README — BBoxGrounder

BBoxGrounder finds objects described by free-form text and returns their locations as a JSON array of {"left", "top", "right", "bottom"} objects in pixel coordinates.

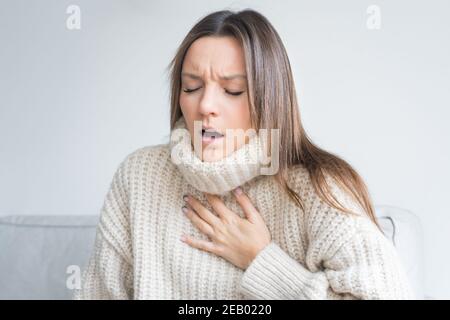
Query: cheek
[
  {"left": 179, "top": 94, "right": 190, "bottom": 114},
  {"left": 179, "top": 94, "right": 200, "bottom": 124},
  {"left": 179, "top": 95, "right": 195, "bottom": 135},
  {"left": 223, "top": 99, "right": 251, "bottom": 129}
]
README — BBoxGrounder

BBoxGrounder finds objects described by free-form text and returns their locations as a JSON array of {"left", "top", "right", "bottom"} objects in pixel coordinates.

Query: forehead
[{"left": 182, "top": 36, "right": 246, "bottom": 77}]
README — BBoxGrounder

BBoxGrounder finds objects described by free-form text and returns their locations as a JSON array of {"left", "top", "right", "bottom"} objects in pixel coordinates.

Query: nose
[{"left": 198, "top": 85, "right": 220, "bottom": 117}]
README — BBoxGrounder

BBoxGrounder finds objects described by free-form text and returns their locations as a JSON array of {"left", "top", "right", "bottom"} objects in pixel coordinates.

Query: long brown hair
[{"left": 165, "top": 9, "right": 381, "bottom": 230}]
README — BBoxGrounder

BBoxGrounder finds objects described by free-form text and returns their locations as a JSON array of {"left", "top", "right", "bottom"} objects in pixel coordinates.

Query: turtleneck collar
[{"left": 169, "top": 116, "right": 268, "bottom": 195}]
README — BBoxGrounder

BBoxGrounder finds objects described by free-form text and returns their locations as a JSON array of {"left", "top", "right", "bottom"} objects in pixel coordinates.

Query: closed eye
[
  {"left": 182, "top": 87, "right": 244, "bottom": 96},
  {"left": 225, "top": 90, "right": 244, "bottom": 96},
  {"left": 183, "top": 87, "right": 200, "bottom": 93}
]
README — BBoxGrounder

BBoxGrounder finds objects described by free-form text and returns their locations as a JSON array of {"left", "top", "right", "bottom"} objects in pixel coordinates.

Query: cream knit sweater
[{"left": 73, "top": 116, "right": 414, "bottom": 300}]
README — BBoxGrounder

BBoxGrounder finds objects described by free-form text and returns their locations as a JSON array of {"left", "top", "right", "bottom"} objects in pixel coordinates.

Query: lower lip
[{"left": 201, "top": 134, "right": 224, "bottom": 144}]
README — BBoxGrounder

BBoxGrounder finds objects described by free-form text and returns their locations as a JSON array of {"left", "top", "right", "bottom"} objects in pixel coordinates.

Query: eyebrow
[{"left": 181, "top": 72, "right": 247, "bottom": 81}]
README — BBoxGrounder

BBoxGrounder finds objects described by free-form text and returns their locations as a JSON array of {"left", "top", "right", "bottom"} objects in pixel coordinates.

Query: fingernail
[
  {"left": 182, "top": 206, "right": 188, "bottom": 214},
  {"left": 180, "top": 235, "right": 187, "bottom": 242},
  {"left": 233, "top": 187, "right": 243, "bottom": 195},
  {"left": 183, "top": 195, "right": 189, "bottom": 202}
]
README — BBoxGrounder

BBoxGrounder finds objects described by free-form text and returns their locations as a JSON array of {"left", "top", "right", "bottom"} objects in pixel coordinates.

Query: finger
[
  {"left": 181, "top": 234, "right": 221, "bottom": 255},
  {"left": 232, "top": 187, "right": 261, "bottom": 223},
  {"left": 184, "top": 194, "right": 221, "bottom": 227},
  {"left": 182, "top": 206, "right": 214, "bottom": 238},
  {"left": 205, "top": 193, "right": 236, "bottom": 222}
]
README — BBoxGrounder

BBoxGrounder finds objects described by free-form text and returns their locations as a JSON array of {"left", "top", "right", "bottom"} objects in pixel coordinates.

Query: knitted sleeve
[
  {"left": 238, "top": 179, "right": 415, "bottom": 300},
  {"left": 238, "top": 222, "right": 414, "bottom": 300},
  {"left": 73, "top": 154, "right": 134, "bottom": 300}
]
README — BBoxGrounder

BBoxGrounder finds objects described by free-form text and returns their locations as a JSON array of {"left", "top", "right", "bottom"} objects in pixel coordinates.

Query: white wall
[{"left": 1, "top": 0, "right": 449, "bottom": 298}]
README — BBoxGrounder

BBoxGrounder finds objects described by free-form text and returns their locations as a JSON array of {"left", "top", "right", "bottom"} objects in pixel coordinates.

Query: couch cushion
[
  {"left": 0, "top": 215, "right": 99, "bottom": 299},
  {"left": 375, "top": 205, "right": 425, "bottom": 299},
  {"left": 0, "top": 207, "right": 424, "bottom": 299}
]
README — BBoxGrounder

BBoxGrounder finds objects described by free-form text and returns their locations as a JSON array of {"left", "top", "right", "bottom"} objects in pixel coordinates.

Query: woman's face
[{"left": 179, "top": 36, "right": 252, "bottom": 162}]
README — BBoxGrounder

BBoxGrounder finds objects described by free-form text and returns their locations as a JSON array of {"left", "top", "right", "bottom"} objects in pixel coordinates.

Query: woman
[{"left": 74, "top": 9, "right": 414, "bottom": 300}]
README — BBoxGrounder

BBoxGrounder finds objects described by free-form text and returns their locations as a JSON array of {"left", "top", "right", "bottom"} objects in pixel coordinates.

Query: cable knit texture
[
  {"left": 73, "top": 116, "right": 415, "bottom": 300},
  {"left": 169, "top": 117, "right": 266, "bottom": 195}
]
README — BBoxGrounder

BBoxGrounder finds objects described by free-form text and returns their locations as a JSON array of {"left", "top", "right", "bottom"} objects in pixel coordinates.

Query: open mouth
[{"left": 201, "top": 129, "right": 224, "bottom": 142}]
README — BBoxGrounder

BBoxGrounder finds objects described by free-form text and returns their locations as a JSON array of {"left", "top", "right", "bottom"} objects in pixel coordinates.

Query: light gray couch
[{"left": 0, "top": 205, "right": 425, "bottom": 299}]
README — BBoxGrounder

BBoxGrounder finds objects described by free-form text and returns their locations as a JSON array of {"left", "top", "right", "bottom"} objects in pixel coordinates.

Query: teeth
[{"left": 202, "top": 129, "right": 223, "bottom": 138}]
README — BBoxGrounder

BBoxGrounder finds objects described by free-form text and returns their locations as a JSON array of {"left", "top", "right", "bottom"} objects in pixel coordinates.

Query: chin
[{"left": 201, "top": 146, "right": 226, "bottom": 162}]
